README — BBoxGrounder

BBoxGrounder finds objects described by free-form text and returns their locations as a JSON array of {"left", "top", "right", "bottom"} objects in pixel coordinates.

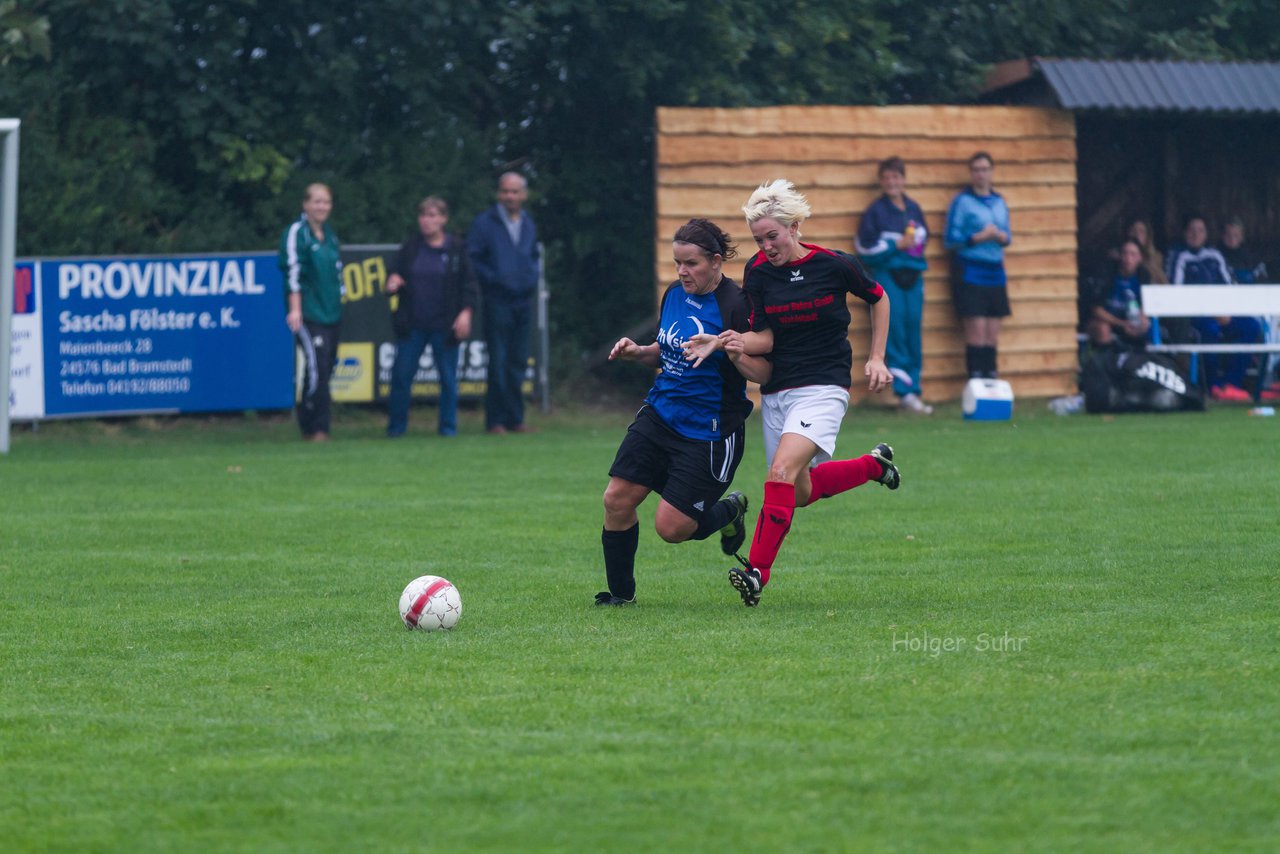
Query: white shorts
[{"left": 760, "top": 385, "right": 850, "bottom": 467}]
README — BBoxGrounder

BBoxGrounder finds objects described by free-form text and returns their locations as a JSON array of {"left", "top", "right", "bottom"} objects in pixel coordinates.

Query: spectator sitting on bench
[
  {"left": 1218, "top": 216, "right": 1268, "bottom": 284},
  {"left": 1219, "top": 217, "right": 1279, "bottom": 400},
  {"left": 1107, "top": 217, "right": 1167, "bottom": 284},
  {"left": 1089, "top": 239, "right": 1151, "bottom": 351},
  {"left": 1165, "top": 213, "right": 1264, "bottom": 402}
]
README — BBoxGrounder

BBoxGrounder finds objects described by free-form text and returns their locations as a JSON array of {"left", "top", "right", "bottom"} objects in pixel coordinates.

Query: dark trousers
[
  {"left": 1194, "top": 316, "right": 1264, "bottom": 389},
  {"left": 387, "top": 329, "right": 460, "bottom": 437},
  {"left": 483, "top": 296, "right": 533, "bottom": 430},
  {"left": 296, "top": 321, "right": 339, "bottom": 436}
]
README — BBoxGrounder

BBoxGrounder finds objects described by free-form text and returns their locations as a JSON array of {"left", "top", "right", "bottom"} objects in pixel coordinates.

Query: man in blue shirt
[{"left": 467, "top": 173, "right": 542, "bottom": 433}]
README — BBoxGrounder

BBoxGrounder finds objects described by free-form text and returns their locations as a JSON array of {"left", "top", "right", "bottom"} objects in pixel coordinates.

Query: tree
[
  {"left": 0, "top": 0, "right": 49, "bottom": 65},
  {"left": 2, "top": 1, "right": 1278, "bottom": 393}
]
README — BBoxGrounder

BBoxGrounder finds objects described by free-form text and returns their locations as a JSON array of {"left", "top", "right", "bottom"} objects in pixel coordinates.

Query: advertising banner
[
  {"left": 336, "top": 245, "right": 523, "bottom": 404},
  {"left": 8, "top": 245, "right": 538, "bottom": 419},
  {"left": 8, "top": 260, "right": 43, "bottom": 419},
  {"left": 18, "top": 252, "right": 294, "bottom": 418},
  {"left": 329, "top": 246, "right": 390, "bottom": 403}
]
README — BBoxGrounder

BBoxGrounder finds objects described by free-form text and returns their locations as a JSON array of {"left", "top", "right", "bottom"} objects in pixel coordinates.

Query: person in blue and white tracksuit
[
  {"left": 945, "top": 151, "right": 1011, "bottom": 379},
  {"left": 595, "top": 219, "right": 770, "bottom": 606},
  {"left": 278, "top": 183, "right": 344, "bottom": 441},
  {"left": 857, "top": 156, "right": 931, "bottom": 413}
]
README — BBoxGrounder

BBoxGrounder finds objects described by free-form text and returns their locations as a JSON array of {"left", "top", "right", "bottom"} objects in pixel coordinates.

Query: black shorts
[
  {"left": 954, "top": 282, "right": 1011, "bottom": 318},
  {"left": 608, "top": 406, "right": 745, "bottom": 520}
]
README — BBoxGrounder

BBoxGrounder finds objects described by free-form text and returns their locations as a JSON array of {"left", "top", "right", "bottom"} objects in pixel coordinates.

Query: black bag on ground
[
  {"left": 890, "top": 267, "right": 921, "bottom": 289},
  {"left": 1082, "top": 350, "right": 1205, "bottom": 413}
]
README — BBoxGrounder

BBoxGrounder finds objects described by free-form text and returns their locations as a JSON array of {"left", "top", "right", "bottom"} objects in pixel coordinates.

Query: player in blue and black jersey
[{"left": 596, "top": 219, "right": 772, "bottom": 606}]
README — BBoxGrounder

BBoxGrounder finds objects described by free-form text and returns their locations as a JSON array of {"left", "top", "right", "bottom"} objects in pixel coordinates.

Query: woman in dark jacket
[{"left": 386, "top": 196, "right": 480, "bottom": 437}]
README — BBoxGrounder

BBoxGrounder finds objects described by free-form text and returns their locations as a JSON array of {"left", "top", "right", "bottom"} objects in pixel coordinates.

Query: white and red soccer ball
[{"left": 399, "top": 575, "right": 462, "bottom": 631}]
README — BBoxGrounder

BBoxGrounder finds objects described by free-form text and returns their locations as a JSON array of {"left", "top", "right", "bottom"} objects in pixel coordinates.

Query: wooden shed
[
  {"left": 979, "top": 58, "right": 1280, "bottom": 280},
  {"left": 654, "top": 105, "right": 1079, "bottom": 404}
]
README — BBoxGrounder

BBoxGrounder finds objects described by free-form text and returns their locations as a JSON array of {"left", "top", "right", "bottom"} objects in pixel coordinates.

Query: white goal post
[{"left": 1, "top": 118, "right": 19, "bottom": 455}]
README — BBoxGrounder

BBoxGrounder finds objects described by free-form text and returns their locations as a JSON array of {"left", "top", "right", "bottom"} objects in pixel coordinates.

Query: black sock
[
  {"left": 983, "top": 346, "right": 999, "bottom": 378},
  {"left": 691, "top": 496, "right": 737, "bottom": 541},
  {"left": 966, "top": 345, "right": 981, "bottom": 379},
  {"left": 601, "top": 523, "right": 639, "bottom": 600}
]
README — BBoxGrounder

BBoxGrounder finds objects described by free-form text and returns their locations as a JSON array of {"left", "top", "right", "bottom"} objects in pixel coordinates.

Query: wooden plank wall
[{"left": 654, "top": 105, "right": 1079, "bottom": 403}]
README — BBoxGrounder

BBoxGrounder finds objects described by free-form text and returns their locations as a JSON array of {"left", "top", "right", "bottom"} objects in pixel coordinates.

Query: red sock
[
  {"left": 747, "top": 481, "right": 795, "bottom": 586},
  {"left": 803, "top": 455, "right": 880, "bottom": 506}
]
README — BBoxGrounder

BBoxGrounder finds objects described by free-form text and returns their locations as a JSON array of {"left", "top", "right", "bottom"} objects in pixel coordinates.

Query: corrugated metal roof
[{"left": 1034, "top": 59, "right": 1280, "bottom": 114}]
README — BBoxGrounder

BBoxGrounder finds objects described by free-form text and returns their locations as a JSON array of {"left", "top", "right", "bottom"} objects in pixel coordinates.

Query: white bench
[
  {"left": 1141, "top": 285, "right": 1280, "bottom": 352},
  {"left": 1141, "top": 284, "right": 1280, "bottom": 390}
]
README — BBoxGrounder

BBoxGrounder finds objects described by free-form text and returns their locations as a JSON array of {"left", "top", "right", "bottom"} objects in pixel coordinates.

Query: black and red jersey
[{"left": 743, "top": 243, "right": 885, "bottom": 394}]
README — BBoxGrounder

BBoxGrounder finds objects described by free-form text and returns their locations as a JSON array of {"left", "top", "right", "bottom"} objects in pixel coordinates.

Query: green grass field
[{"left": 2, "top": 402, "right": 1277, "bottom": 852}]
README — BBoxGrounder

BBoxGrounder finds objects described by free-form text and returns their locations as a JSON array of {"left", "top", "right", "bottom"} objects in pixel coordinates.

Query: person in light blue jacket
[{"left": 944, "top": 152, "right": 1011, "bottom": 379}]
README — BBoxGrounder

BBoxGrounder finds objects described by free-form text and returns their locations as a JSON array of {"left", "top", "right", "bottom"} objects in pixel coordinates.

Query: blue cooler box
[{"left": 962, "top": 378, "right": 1014, "bottom": 421}]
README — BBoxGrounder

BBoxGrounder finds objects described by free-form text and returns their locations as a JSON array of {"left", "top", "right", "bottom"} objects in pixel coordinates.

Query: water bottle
[
  {"left": 1125, "top": 292, "right": 1141, "bottom": 324},
  {"left": 1248, "top": 407, "right": 1275, "bottom": 417},
  {"left": 903, "top": 221, "right": 925, "bottom": 257},
  {"left": 1048, "top": 394, "right": 1084, "bottom": 416}
]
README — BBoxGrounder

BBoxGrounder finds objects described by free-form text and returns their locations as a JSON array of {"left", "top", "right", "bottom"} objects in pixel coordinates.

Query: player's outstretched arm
[
  {"left": 735, "top": 328, "right": 773, "bottom": 356},
  {"left": 726, "top": 344, "right": 772, "bottom": 385},
  {"left": 864, "top": 298, "right": 891, "bottom": 392},
  {"left": 610, "top": 337, "right": 660, "bottom": 367},
  {"left": 682, "top": 329, "right": 773, "bottom": 369},
  {"left": 681, "top": 333, "right": 720, "bottom": 368}
]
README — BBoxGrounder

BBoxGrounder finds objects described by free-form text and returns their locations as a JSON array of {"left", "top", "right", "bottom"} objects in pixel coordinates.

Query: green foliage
[
  {"left": 0, "top": 0, "right": 49, "bottom": 64},
  {"left": 1, "top": 405, "right": 1278, "bottom": 849},
  {"left": 1136, "top": 0, "right": 1280, "bottom": 59},
  {"left": 212, "top": 134, "right": 291, "bottom": 195},
  {"left": 1, "top": 1, "right": 1279, "bottom": 383}
]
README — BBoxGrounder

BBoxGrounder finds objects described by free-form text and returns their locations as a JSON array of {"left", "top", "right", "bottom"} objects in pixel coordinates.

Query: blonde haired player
[{"left": 684, "top": 179, "right": 900, "bottom": 606}]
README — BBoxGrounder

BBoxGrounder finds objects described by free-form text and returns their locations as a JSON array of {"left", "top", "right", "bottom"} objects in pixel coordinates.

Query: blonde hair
[{"left": 742, "top": 179, "right": 811, "bottom": 229}]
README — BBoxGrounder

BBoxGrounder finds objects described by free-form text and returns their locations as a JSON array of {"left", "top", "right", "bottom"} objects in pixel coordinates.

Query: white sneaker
[{"left": 899, "top": 393, "right": 933, "bottom": 415}]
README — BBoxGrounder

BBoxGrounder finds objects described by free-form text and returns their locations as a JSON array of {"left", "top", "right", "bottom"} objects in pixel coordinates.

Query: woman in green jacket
[{"left": 278, "top": 183, "right": 343, "bottom": 441}]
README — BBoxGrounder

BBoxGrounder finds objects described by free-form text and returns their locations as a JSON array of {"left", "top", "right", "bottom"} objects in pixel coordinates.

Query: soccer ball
[{"left": 398, "top": 575, "right": 462, "bottom": 631}]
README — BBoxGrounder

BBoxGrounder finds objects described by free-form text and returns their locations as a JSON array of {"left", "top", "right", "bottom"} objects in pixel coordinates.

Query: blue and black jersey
[{"left": 645, "top": 277, "right": 753, "bottom": 441}]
